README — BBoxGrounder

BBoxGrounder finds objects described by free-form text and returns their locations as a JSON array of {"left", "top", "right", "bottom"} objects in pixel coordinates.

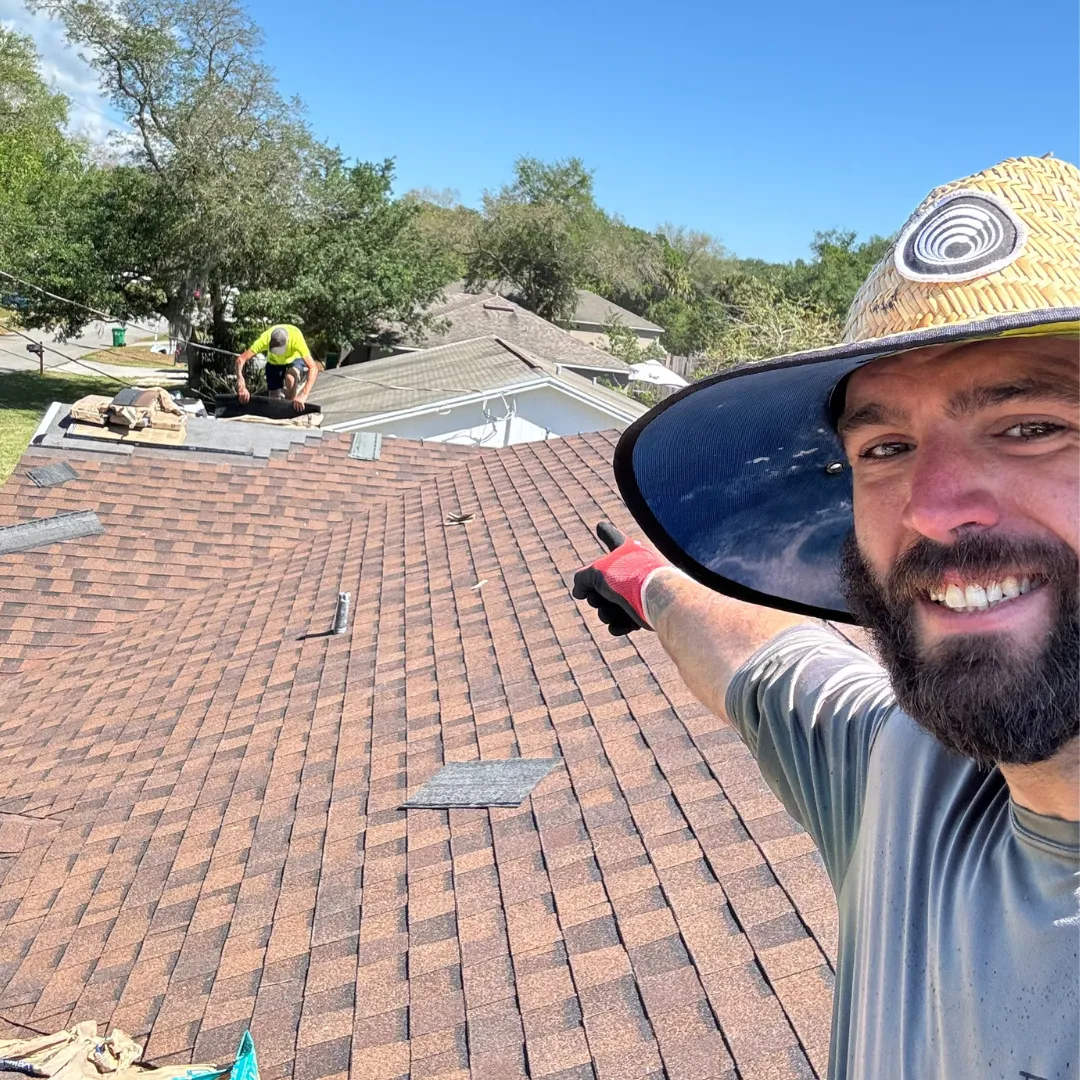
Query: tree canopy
[{"left": 4, "top": 0, "right": 890, "bottom": 377}]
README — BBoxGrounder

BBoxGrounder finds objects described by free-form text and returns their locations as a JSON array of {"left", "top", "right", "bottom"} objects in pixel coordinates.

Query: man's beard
[{"left": 838, "top": 531, "right": 1079, "bottom": 768}]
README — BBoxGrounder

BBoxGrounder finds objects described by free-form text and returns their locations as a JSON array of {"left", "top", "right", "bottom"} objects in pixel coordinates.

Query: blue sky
[{"left": 8, "top": 0, "right": 1079, "bottom": 263}]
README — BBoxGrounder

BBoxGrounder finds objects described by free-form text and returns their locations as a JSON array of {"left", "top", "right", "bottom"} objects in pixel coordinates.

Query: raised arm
[{"left": 573, "top": 522, "right": 806, "bottom": 722}]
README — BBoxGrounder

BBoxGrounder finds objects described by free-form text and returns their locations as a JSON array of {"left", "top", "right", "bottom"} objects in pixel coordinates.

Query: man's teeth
[{"left": 928, "top": 576, "right": 1033, "bottom": 611}]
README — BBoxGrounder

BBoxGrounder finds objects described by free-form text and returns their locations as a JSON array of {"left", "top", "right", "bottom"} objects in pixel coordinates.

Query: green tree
[
  {"left": 29, "top": 0, "right": 323, "bottom": 344},
  {"left": 695, "top": 275, "right": 841, "bottom": 375},
  {"left": 779, "top": 229, "right": 892, "bottom": 321},
  {"left": 0, "top": 27, "right": 114, "bottom": 336},
  {"left": 239, "top": 157, "right": 456, "bottom": 356},
  {"left": 464, "top": 156, "right": 640, "bottom": 322}
]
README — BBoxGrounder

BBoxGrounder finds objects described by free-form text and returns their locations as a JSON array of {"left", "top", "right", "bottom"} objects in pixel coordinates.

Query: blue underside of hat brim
[{"left": 614, "top": 307, "right": 1080, "bottom": 623}]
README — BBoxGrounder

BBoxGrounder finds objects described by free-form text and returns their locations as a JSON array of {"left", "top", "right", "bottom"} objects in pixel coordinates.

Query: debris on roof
[
  {"left": 0, "top": 509, "right": 103, "bottom": 555},
  {"left": 443, "top": 510, "right": 475, "bottom": 525},
  {"left": 0, "top": 1022, "right": 257, "bottom": 1080}
]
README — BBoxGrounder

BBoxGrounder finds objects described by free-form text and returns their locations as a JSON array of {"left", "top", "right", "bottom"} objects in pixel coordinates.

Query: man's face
[{"left": 837, "top": 335, "right": 1080, "bottom": 766}]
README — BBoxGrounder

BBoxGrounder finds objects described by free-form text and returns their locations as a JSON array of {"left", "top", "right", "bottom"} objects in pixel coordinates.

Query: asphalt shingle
[{"left": 0, "top": 426, "right": 838, "bottom": 1078}]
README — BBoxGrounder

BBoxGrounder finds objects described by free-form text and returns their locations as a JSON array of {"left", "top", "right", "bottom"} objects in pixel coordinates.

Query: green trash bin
[{"left": 111, "top": 326, "right": 126, "bottom": 348}]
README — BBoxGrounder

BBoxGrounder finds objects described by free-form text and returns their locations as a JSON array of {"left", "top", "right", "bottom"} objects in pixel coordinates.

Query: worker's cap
[
  {"left": 269, "top": 328, "right": 288, "bottom": 355},
  {"left": 614, "top": 155, "right": 1080, "bottom": 622}
]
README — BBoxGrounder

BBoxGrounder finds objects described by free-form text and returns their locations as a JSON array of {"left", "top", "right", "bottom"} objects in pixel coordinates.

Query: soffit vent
[
  {"left": 0, "top": 511, "right": 104, "bottom": 556},
  {"left": 349, "top": 432, "right": 383, "bottom": 461},
  {"left": 402, "top": 759, "right": 559, "bottom": 809},
  {"left": 27, "top": 462, "right": 78, "bottom": 488}
]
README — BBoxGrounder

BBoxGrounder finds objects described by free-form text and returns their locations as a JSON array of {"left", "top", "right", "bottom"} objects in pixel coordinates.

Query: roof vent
[
  {"left": 27, "top": 462, "right": 78, "bottom": 488},
  {"left": 0, "top": 510, "right": 104, "bottom": 556},
  {"left": 402, "top": 759, "right": 559, "bottom": 809},
  {"left": 483, "top": 298, "right": 515, "bottom": 312},
  {"left": 348, "top": 432, "right": 383, "bottom": 461}
]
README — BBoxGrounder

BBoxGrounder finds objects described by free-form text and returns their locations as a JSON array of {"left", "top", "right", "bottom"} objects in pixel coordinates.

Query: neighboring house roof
[
  {"left": 437, "top": 281, "right": 665, "bottom": 336},
  {"left": 571, "top": 289, "right": 665, "bottom": 334},
  {"left": 0, "top": 422, "right": 838, "bottom": 1080},
  {"left": 317, "top": 335, "right": 648, "bottom": 430},
  {"left": 384, "top": 289, "right": 633, "bottom": 373}
]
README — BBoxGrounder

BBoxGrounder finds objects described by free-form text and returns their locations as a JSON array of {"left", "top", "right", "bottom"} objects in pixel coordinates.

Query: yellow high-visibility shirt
[{"left": 249, "top": 324, "right": 310, "bottom": 365}]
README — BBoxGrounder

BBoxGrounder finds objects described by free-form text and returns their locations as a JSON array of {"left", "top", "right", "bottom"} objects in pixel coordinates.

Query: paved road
[{"left": 0, "top": 318, "right": 170, "bottom": 375}]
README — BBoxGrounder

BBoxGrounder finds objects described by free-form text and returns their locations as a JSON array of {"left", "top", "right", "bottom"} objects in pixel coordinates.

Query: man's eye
[
  {"left": 1000, "top": 420, "right": 1067, "bottom": 439},
  {"left": 860, "top": 441, "right": 911, "bottom": 460}
]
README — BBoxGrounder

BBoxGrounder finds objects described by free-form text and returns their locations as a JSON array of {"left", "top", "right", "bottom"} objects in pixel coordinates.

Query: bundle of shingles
[
  {"left": 68, "top": 389, "right": 188, "bottom": 446},
  {"left": 0, "top": 1023, "right": 257, "bottom": 1080}
]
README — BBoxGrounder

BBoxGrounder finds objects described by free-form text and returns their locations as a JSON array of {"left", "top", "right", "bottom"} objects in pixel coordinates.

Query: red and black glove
[{"left": 572, "top": 521, "right": 675, "bottom": 635}]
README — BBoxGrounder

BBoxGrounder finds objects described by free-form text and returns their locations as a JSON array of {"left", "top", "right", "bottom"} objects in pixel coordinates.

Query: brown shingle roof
[{"left": 0, "top": 428, "right": 837, "bottom": 1079}]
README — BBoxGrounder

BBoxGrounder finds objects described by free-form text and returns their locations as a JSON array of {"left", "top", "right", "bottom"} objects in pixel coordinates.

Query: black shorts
[{"left": 265, "top": 359, "right": 307, "bottom": 392}]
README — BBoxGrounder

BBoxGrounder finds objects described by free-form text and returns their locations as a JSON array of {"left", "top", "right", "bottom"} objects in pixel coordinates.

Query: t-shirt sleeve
[
  {"left": 249, "top": 329, "right": 270, "bottom": 356},
  {"left": 289, "top": 326, "right": 310, "bottom": 358},
  {"left": 725, "top": 624, "right": 898, "bottom": 889}
]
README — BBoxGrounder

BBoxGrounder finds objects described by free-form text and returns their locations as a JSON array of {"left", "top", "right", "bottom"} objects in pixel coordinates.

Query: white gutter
[{"left": 31, "top": 401, "right": 62, "bottom": 444}]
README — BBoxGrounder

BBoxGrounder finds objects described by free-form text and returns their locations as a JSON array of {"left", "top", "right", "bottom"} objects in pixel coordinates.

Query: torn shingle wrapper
[
  {"left": 402, "top": 758, "right": 559, "bottom": 808},
  {"left": 26, "top": 462, "right": 78, "bottom": 488},
  {"left": 0, "top": 510, "right": 104, "bottom": 555}
]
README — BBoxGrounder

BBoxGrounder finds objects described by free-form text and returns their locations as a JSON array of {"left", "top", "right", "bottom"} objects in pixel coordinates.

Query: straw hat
[{"left": 614, "top": 156, "right": 1080, "bottom": 621}]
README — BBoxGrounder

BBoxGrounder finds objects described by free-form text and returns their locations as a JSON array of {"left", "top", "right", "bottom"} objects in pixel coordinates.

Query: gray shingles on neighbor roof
[
  {"left": 316, "top": 335, "right": 648, "bottom": 429},
  {"left": 387, "top": 289, "right": 633, "bottom": 372},
  {"left": 0, "top": 510, "right": 104, "bottom": 555},
  {"left": 572, "top": 288, "right": 664, "bottom": 333},
  {"left": 437, "top": 280, "right": 665, "bottom": 335}
]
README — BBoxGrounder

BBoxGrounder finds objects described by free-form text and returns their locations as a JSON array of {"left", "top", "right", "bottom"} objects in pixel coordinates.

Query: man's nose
[{"left": 900, "top": 434, "right": 1001, "bottom": 543}]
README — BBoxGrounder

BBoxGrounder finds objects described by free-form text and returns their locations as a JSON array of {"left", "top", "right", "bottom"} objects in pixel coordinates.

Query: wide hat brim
[{"left": 614, "top": 308, "right": 1080, "bottom": 623}]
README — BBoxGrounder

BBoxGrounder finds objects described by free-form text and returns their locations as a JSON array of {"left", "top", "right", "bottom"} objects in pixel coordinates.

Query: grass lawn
[
  {"left": 81, "top": 343, "right": 183, "bottom": 369},
  {"left": 0, "top": 370, "right": 125, "bottom": 484}
]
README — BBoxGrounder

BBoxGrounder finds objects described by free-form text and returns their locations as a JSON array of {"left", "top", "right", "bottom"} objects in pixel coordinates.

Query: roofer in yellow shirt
[{"left": 235, "top": 324, "right": 319, "bottom": 412}]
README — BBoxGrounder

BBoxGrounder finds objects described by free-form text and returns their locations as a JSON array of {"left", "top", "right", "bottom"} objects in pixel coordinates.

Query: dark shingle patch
[
  {"left": 348, "top": 432, "right": 383, "bottom": 461},
  {"left": 0, "top": 510, "right": 104, "bottom": 555},
  {"left": 402, "top": 759, "right": 559, "bottom": 809},
  {"left": 27, "top": 462, "right": 78, "bottom": 487}
]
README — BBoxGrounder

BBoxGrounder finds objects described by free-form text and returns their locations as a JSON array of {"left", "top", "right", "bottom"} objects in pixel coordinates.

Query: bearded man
[{"left": 573, "top": 156, "right": 1079, "bottom": 1079}]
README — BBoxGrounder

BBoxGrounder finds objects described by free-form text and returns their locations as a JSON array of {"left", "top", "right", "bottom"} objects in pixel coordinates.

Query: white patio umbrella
[{"left": 628, "top": 359, "right": 689, "bottom": 388}]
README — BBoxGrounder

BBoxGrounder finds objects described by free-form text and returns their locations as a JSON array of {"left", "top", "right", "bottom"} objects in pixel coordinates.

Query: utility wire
[
  {"left": 0, "top": 268, "right": 241, "bottom": 358},
  {"left": 0, "top": 268, "right": 531, "bottom": 401}
]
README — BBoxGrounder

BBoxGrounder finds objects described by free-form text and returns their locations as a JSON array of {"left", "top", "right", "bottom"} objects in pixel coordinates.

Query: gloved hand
[{"left": 572, "top": 521, "right": 675, "bottom": 635}]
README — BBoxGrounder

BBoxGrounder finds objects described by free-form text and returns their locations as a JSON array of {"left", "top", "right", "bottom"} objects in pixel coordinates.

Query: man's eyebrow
[
  {"left": 945, "top": 376, "right": 1079, "bottom": 417},
  {"left": 837, "top": 401, "right": 910, "bottom": 437}
]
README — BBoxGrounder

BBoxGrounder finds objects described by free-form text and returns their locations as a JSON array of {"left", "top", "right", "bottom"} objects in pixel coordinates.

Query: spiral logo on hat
[{"left": 895, "top": 189, "right": 1028, "bottom": 283}]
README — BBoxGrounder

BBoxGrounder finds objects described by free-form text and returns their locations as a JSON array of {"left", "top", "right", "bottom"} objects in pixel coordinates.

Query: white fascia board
[
  {"left": 572, "top": 320, "right": 661, "bottom": 334},
  {"left": 556, "top": 363, "right": 632, "bottom": 375}
]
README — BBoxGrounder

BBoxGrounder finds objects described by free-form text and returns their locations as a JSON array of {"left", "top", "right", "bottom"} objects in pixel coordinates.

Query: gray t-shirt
[{"left": 726, "top": 625, "right": 1079, "bottom": 1080}]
